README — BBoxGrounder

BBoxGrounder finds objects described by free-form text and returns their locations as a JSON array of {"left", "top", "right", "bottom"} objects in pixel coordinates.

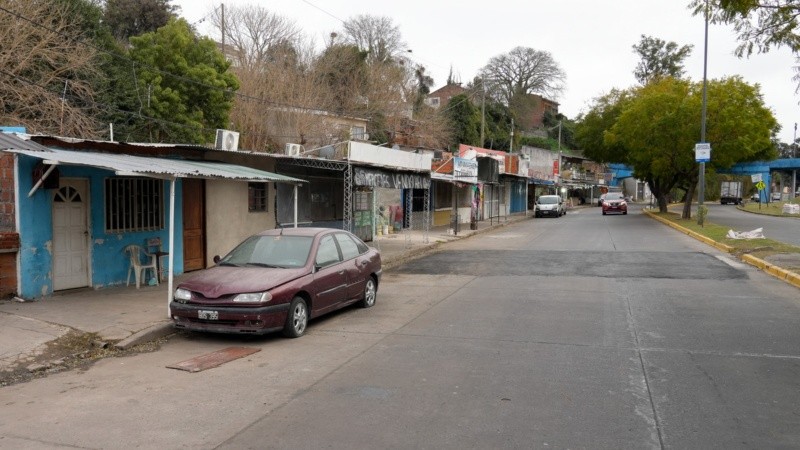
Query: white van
[{"left": 535, "top": 195, "right": 565, "bottom": 218}]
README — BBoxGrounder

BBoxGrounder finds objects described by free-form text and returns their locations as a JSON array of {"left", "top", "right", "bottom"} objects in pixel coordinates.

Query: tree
[
  {"left": 478, "top": 46, "right": 566, "bottom": 116},
  {"left": 0, "top": 0, "right": 102, "bottom": 137},
  {"left": 575, "top": 88, "right": 635, "bottom": 164},
  {"left": 340, "top": 15, "right": 407, "bottom": 65},
  {"left": 601, "top": 76, "right": 777, "bottom": 216},
  {"left": 444, "top": 94, "right": 481, "bottom": 149},
  {"left": 412, "top": 65, "right": 434, "bottom": 116},
  {"left": 128, "top": 18, "right": 239, "bottom": 144},
  {"left": 632, "top": 35, "right": 693, "bottom": 84},
  {"left": 690, "top": 0, "right": 800, "bottom": 57},
  {"left": 103, "top": 0, "right": 177, "bottom": 42},
  {"left": 209, "top": 3, "right": 302, "bottom": 72}
]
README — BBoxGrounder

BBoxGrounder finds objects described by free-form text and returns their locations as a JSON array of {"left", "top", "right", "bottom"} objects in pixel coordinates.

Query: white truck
[{"left": 720, "top": 181, "right": 743, "bottom": 205}]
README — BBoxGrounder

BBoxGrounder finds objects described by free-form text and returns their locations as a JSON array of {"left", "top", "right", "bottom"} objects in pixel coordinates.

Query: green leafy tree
[
  {"left": 482, "top": 101, "right": 514, "bottom": 151},
  {"left": 602, "top": 76, "right": 777, "bottom": 216},
  {"left": 690, "top": 0, "right": 800, "bottom": 56},
  {"left": 103, "top": 0, "right": 177, "bottom": 42},
  {"left": 444, "top": 94, "right": 480, "bottom": 149},
  {"left": 575, "top": 88, "right": 635, "bottom": 164},
  {"left": 632, "top": 35, "right": 693, "bottom": 84},
  {"left": 128, "top": 18, "right": 239, "bottom": 144}
]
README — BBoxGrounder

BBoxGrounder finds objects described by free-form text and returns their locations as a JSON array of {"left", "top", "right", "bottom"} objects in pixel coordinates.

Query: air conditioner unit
[
  {"left": 215, "top": 129, "right": 239, "bottom": 151},
  {"left": 285, "top": 143, "right": 303, "bottom": 156}
]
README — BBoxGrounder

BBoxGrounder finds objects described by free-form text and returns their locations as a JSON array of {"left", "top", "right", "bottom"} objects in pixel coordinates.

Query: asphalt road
[{"left": 1, "top": 207, "right": 799, "bottom": 449}]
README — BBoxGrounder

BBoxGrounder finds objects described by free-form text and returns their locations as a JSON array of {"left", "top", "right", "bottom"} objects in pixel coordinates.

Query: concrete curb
[
  {"left": 642, "top": 209, "right": 734, "bottom": 253},
  {"left": 114, "top": 321, "right": 175, "bottom": 350},
  {"left": 643, "top": 209, "right": 800, "bottom": 290}
]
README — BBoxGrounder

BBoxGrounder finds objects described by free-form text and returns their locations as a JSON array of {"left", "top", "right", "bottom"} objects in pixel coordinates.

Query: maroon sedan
[
  {"left": 601, "top": 192, "right": 628, "bottom": 215},
  {"left": 171, "top": 228, "right": 382, "bottom": 338}
]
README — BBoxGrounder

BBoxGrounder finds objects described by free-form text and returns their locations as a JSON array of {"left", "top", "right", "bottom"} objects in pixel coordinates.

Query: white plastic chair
[{"left": 124, "top": 244, "right": 159, "bottom": 288}]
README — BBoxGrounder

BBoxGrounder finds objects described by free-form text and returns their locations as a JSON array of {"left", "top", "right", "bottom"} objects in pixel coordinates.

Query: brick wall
[{"left": 0, "top": 153, "right": 14, "bottom": 230}]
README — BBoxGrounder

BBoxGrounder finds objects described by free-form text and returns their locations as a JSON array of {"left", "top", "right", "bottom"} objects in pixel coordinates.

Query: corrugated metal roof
[{"left": 0, "top": 133, "right": 305, "bottom": 183}]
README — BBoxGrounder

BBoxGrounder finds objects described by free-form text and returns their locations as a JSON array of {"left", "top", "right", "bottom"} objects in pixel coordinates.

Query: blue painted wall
[
  {"left": 509, "top": 179, "right": 527, "bottom": 213},
  {"left": 16, "top": 154, "right": 184, "bottom": 298}
]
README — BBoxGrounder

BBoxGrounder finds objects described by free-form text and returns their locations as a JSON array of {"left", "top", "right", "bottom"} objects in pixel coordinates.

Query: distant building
[
  {"left": 517, "top": 94, "right": 559, "bottom": 131},
  {"left": 425, "top": 83, "right": 469, "bottom": 109}
]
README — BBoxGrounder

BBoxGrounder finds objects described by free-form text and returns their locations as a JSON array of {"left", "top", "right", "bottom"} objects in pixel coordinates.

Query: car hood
[{"left": 178, "top": 266, "right": 308, "bottom": 299}]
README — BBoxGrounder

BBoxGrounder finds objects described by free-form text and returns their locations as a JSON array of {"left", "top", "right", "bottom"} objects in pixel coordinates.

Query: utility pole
[
  {"left": 480, "top": 78, "right": 485, "bottom": 146},
  {"left": 698, "top": 0, "right": 709, "bottom": 225},
  {"left": 510, "top": 118, "right": 514, "bottom": 152}
]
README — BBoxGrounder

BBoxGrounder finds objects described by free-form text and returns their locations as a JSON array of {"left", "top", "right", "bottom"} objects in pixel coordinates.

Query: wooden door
[
  {"left": 182, "top": 178, "right": 205, "bottom": 271},
  {"left": 52, "top": 179, "right": 90, "bottom": 290}
]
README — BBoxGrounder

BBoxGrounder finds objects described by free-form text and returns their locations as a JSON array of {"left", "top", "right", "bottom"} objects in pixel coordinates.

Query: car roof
[{"left": 255, "top": 227, "right": 340, "bottom": 238}]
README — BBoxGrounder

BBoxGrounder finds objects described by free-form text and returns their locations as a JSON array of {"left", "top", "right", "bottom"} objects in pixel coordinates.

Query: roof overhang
[{"left": 1, "top": 134, "right": 306, "bottom": 184}]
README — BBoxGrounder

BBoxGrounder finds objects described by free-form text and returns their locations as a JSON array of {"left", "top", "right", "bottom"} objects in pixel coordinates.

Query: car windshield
[
  {"left": 539, "top": 196, "right": 559, "bottom": 204},
  {"left": 605, "top": 193, "right": 624, "bottom": 200},
  {"left": 219, "top": 235, "right": 313, "bottom": 268}
]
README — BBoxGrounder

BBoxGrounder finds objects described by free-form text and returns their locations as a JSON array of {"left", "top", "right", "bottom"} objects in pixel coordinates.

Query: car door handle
[
  {"left": 359, "top": 260, "right": 368, "bottom": 266},
  {"left": 338, "top": 270, "right": 345, "bottom": 275}
]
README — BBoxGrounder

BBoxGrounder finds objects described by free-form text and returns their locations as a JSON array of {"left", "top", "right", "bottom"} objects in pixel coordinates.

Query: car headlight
[
  {"left": 232, "top": 292, "right": 272, "bottom": 303},
  {"left": 174, "top": 288, "right": 192, "bottom": 303}
]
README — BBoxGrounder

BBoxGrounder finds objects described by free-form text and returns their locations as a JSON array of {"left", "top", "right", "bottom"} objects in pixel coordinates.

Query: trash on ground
[
  {"left": 726, "top": 228, "right": 765, "bottom": 239},
  {"left": 782, "top": 203, "right": 799, "bottom": 214}
]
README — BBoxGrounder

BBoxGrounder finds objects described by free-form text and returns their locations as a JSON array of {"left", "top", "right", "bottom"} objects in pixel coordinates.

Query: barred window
[
  {"left": 104, "top": 178, "right": 164, "bottom": 232},
  {"left": 249, "top": 182, "right": 268, "bottom": 212}
]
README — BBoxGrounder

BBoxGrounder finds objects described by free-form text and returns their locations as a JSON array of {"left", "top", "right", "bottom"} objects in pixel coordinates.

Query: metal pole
[
  {"left": 698, "top": 0, "right": 709, "bottom": 222},
  {"left": 166, "top": 178, "right": 176, "bottom": 318},
  {"left": 793, "top": 123, "right": 797, "bottom": 199}
]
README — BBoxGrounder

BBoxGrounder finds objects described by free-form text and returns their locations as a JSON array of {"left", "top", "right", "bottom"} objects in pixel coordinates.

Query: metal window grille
[
  {"left": 248, "top": 182, "right": 268, "bottom": 212},
  {"left": 104, "top": 178, "right": 164, "bottom": 232}
]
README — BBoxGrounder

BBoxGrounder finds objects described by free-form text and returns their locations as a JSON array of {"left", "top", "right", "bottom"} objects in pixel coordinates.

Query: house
[
  {"left": 516, "top": 94, "right": 560, "bottom": 131},
  {"left": 424, "top": 83, "right": 470, "bottom": 109},
  {"left": 0, "top": 132, "right": 304, "bottom": 300}
]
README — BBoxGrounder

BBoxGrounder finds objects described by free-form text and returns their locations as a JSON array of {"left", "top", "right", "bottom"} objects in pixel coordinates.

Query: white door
[{"left": 53, "top": 179, "right": 90, "bottom": 290}]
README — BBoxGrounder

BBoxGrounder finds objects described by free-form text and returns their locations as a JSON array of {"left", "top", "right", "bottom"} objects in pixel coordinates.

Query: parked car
[
  {"left": 535, "top": 194, "right": 565, "bottom": 218},
  {"left": 170, "top": 228, "right": 382, "bottom": 338},
  {"left": 771, "top": 191, "right": 783, "bottom": 201},
  {"left": 601, "top": 192, "right": 628, "bottom": 215},
  {"left": 751, "top": 193, "right": 761, "bottom": 202}
]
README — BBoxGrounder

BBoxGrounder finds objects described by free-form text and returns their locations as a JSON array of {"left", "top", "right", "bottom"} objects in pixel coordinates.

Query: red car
[
  {"left": 171, "top": 228, "right": 382, "bottom": 337},
  {"left": 601, "top": 192, "right": 628, "bottom": 215}
]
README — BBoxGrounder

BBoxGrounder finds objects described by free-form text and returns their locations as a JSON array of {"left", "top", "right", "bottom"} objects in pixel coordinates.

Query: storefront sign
[
  {"left": 454, "top": 157, "right": 478, "bottom": 184},
  {"left": 353, "top": 167, "right": 431, "bottom": 189}
]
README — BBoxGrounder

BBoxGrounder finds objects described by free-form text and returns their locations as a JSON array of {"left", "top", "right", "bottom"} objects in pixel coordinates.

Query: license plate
[{"left": 198, "top": 310, "right": 218, "bottom": 320}]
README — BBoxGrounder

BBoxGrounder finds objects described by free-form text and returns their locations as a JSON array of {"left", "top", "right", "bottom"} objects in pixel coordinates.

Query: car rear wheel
[
  {"left": 283, "top": 297, "right": 308, "bottom": 338},
  {"left": 360, "top": 276, "right": 377, "bottom": 308}
]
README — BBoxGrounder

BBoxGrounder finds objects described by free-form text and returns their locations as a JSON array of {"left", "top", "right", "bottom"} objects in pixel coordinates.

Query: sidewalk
[{"left": 0, "top": 212, "right": 533, "bottom": 381}]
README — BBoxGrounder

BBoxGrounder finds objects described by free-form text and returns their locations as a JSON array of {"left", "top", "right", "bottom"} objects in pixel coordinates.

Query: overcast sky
[{"left": 175, "top": 0, "right": 799, "bottom": 144}]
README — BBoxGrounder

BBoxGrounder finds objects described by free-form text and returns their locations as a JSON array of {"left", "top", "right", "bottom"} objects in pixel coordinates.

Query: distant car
[
  {"left": 602, "top": 192, "right": 627, "bottom": 215},
  {"left": 771, "top": 192, "right": 782, "bottom": 201},
  {"left": 170, "top": 228, "right": 382, "bottom": 338},
  {"left": 597, "top": 193, "right": 607, "bottom": 207},
  {"left": 751, "top": 193, "right": 761, "bottom": 202},
  {"left": 535, "top": 194, "right": 565, "bottom": 218}
]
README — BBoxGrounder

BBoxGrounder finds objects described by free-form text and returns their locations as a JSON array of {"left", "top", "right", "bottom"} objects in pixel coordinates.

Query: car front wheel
[
  {"left": 283, "top": 297, "right": 308, "bottom": 338},
  {"left": 360, "top": 276, "right": 377, "bottom": 308}
]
